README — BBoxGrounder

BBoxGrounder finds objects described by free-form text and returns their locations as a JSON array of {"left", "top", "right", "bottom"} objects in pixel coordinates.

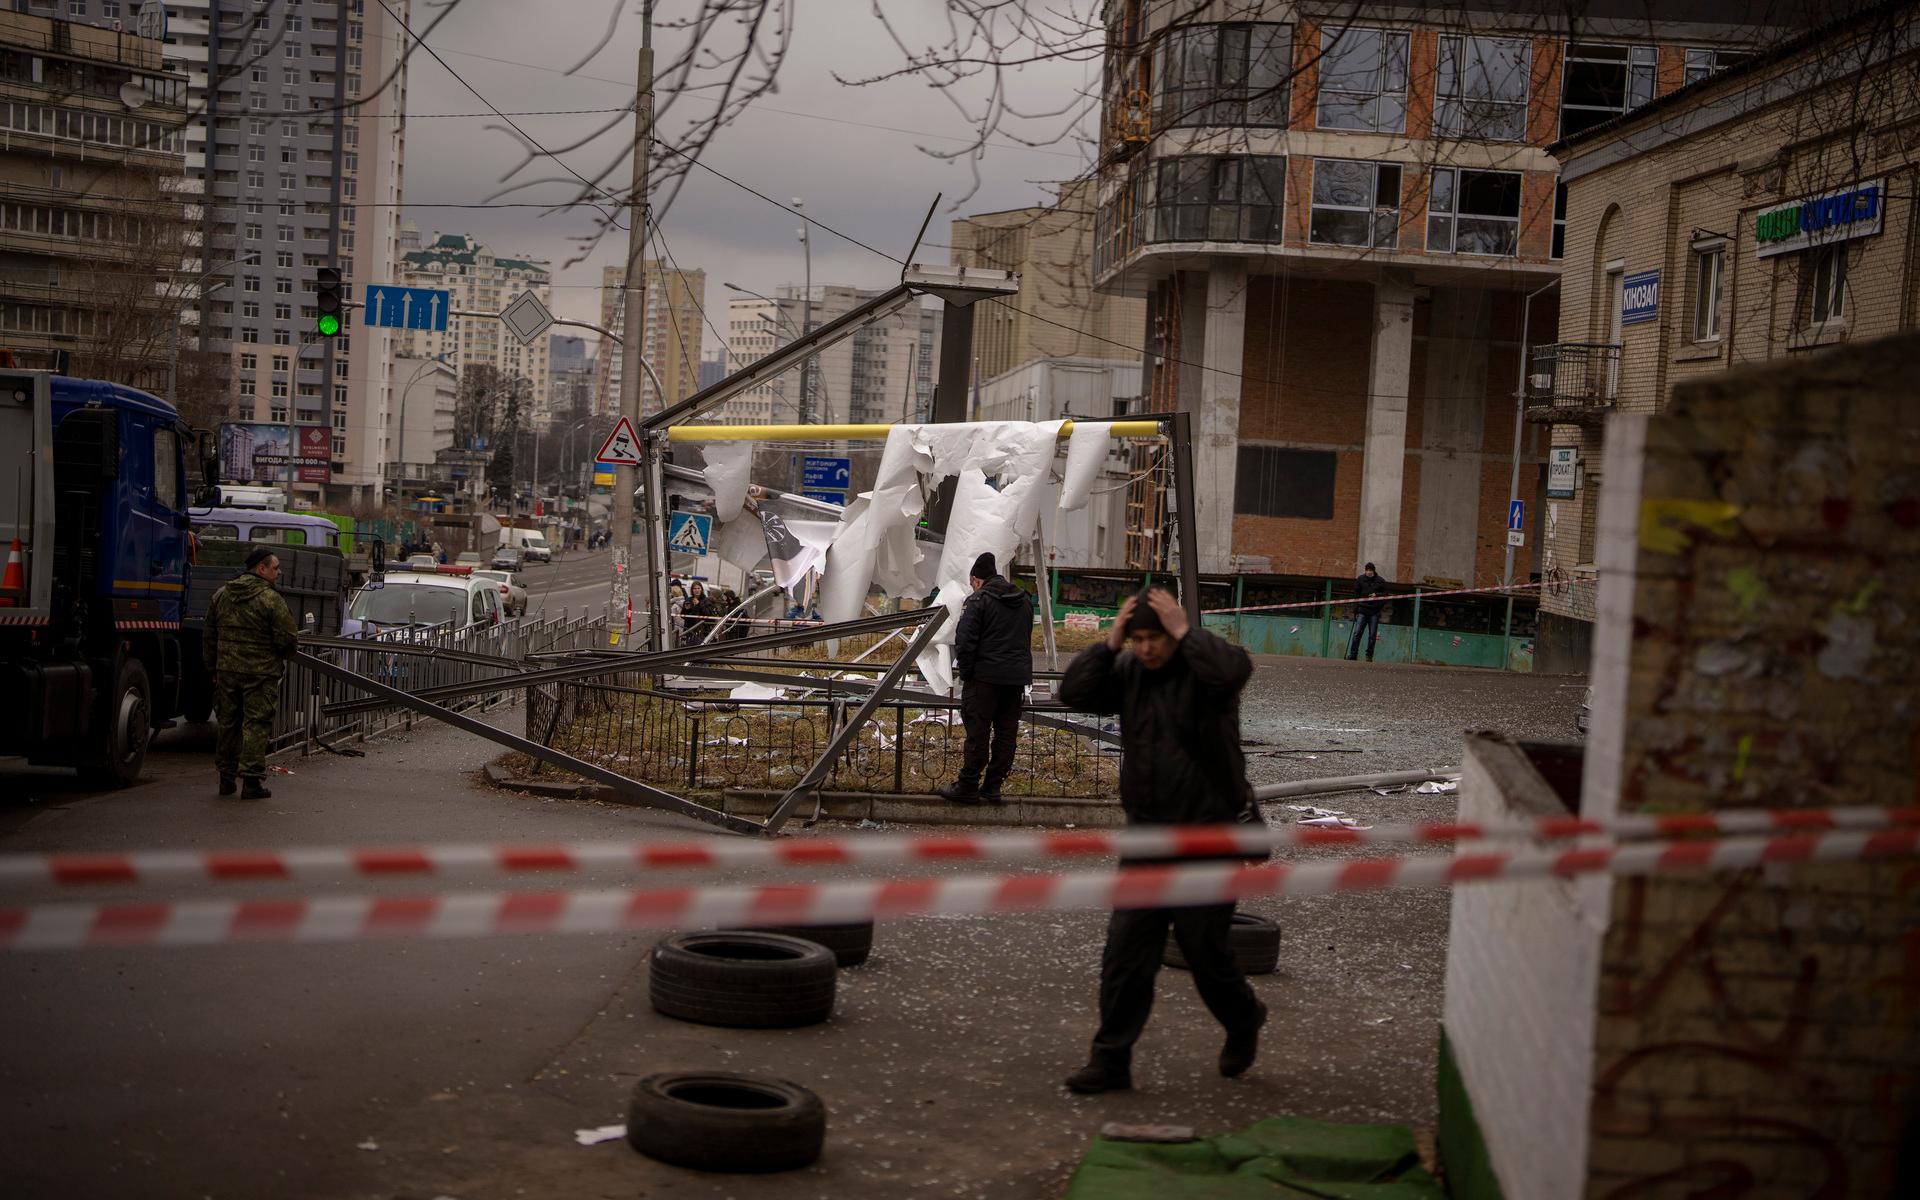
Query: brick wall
[{"left": 1578, "top": 333, "right": 1920, "bottom": 1197}]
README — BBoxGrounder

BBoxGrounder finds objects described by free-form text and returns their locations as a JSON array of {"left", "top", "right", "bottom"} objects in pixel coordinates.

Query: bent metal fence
[
  {"left": 272, "top": 612, "right": 609, "bottom": 755},
  {"left": 520, "top": 678, "right": 1121, "bottom": 799}
]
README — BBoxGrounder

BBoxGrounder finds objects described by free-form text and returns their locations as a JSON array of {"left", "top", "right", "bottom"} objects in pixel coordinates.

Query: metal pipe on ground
[{"left": 1252, "top": 768, "right": 1458, "bottom": 801}]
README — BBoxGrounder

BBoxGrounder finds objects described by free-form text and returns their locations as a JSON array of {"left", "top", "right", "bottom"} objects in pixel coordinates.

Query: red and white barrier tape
[
  {"left": 6, "top": 806, "right": 1915, "bottom": 891},
  {"left": 4, "top": 829, "right": 1914, "bottom": 951}
]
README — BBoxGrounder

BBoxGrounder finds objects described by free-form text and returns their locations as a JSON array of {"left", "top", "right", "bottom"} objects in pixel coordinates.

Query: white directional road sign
[
  {"left": 595, "top": 417, "right": 643, "bottom": 466},
  {"left": 363, "top": 284, "right": 450, "bottom": 331},
  {"left": 500, "top": 290, "right": 554, "bottom": 345},
  {"left": 668, "top": 512, "right": 713, "bottom": 556}
]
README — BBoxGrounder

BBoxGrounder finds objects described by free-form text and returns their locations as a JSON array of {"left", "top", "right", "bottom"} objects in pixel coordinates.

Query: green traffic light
[{"left": 317, "top": 313, "right": 341, "bottom": 337}]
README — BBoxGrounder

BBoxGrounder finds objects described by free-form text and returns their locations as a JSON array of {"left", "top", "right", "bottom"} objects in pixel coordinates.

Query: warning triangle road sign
[{"left": 595, "top": 416, "right": 644, "bottom": 466}]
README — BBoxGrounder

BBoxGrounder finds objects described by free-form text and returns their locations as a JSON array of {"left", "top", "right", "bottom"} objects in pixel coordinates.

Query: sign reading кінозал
[{"left": 1753, "top": 179, "right": 1884, "bottom": 258}]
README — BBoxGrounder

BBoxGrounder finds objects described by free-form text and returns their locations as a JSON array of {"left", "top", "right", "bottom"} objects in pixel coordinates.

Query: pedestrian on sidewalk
[
  {"left": 204, "top": 547, "right": 300, "bottom": 799},
  {"left": 939, "top": 552, "right": 1035, "bottom": 805},
  {"left": 1347, "top": 562, "right": 1389, "bottom": 662},
  {"left": 683, "top": 581, "right": 715, "bottom": 644},
  {"left": 1057, "top": 586, "right": 1268, "bottom": 1094}
]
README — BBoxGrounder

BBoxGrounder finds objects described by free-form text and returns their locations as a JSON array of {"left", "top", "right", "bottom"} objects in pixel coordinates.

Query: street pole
[
  {"left": 613, "top": 10, "right": 662, "bottom": 650},
  {"left": 1504, "top": 278, "right": 1559, "bottom": 592}
]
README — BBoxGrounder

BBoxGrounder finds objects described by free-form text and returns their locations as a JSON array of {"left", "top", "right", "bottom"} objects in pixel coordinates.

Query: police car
[{"left": 342, "top": 565, "right": 503, "bottom": 638}]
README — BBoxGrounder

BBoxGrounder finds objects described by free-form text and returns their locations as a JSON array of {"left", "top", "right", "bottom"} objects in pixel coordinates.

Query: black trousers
[
  {"left": 1089, "top": 902, "right": 1263, "bottom": 1070},
  {"left": 957, "top": 680, "right": 1022, "bottom": 789}
]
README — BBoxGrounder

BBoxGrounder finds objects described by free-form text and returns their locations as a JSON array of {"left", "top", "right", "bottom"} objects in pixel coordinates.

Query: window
[
  {"left": 249, "top": 117, "right": 268, "bottom": 136},
  {"left": 273, "top": 354, "right": 289, "bottom": 372},
  {"left": 271, "top": 379, "right": 289, "bottom": 398},
  {"left": 1435, "top": 35, "right": 1530, "bottom": 141},
  {"left": 274, "top": 303, "right": 293, "bottom": 321},
  {"left": 250, "top": 66, "right": 266, "bottom": 84},
  {"left": 244, "top": 222, "right": 262, "bottom": 240},
  {"left": 102, "top": 1, "right": 121, "bottom": 15},
  {"left": 246, "top": 170, "right": 266, "bottom": 189},
  {"left": 269, "top": 405, "right": 287, "bottom": 422},
  {"left": 282, "top": 120, "right": 299, "bottom": 138},
  {"left": 279, "top": 172, "right": 296, "bottom": 191},
  {"left": 1155, "top": 23, "right": 1291, "bottom": 128},
  {"left": 284, "top": 69, "right": 301, "bottom": 87},
  {"left": 278, "top": 224, "right": 295, "bottom": 242},
  {"left": 1803, "top": 244, "right": 1846, "bottom": 325},
  {"left": 276, "top": 251, "right": 294, "bottom": 268},
  {"left": 273, "top": 329, "right": 292, "bottom": 345},
  {"left": 1427, "top": 168, "right": 1521, "bottom": 255},
  {"left": 1235, "top": 447, "right": 1337, "bottom": 519},
  {"left": 1309, "top": 159, "right": 1401, "bottom": 248},
  {"left": 241, "top": 327, "right": 259, "bottom": 344},
  {"left": 280, "top": 147, "right": 297, "bottom": 164},
  {"left": 239, "top": 353, "right": 257, "bottom": 370},
  {"left": 242, "top": 301, "right": 260, "bottom": 318},
  {"left": 1561, "top": 42, "right": 1655, "bottom": 136},
  {"left": 1691, "top": 243, "right": 1725, "bottom": 341},
  {"left": 153, "top": 427, "right": 179, "bottom": 508},
  {"left": 247, "top": 144, "right": 265, "bottom": 162},
  {"left": 1316, "top": 28, "right": 1409, "bottom": 133},
  {"left": 1552, "top": 181, "right": 1567, "bottom": 259},
  {"left": 1684, "top": 48, "right": 1751, "bottom": 86},
  {"left": 1151, "top": 155, "right": 1286, "bottom": 243},
  {"left": 275, "top": 278, "right": 293, "bottom": 294},
  {"left": 242, "top": 275, "right": 261, "bottom": 292}
]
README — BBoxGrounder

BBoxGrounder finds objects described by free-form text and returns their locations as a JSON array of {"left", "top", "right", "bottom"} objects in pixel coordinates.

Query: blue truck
[{"left": 0, "top": 369, "right": 218, "bottom": 786}]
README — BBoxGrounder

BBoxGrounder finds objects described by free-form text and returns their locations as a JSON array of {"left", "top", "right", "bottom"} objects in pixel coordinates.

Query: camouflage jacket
[{"left": 204, "top": 571, "right": 300, "bottom": 677}]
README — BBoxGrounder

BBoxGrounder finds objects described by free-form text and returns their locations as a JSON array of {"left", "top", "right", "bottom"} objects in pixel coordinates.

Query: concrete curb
[{"left": 482, "top": 763, "right": 1125, "bottom": 828}]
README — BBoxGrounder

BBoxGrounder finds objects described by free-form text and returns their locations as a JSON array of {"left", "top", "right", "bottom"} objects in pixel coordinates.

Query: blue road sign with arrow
[
  {"left": 802, "top": 456, "right": 852, "bottom": 491},
  {"left": 1509, "top": 500, "right": 1526, "bottom": 532},
  {"left": 363, "top": 284, "right": 450, "bottom": 331}
]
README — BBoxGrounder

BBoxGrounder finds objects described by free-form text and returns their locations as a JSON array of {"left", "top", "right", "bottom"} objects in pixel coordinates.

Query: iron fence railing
[
  {"left": 1527, "top": 342, "right": 1621, "bottom": 416},
  {"left": 524, "top": 678, "right": 1121, "bottom": 800}
]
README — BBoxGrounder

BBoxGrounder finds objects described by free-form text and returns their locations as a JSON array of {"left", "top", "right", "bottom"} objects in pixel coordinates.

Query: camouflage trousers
[{"left": 214, "top": 672, "right": 281, "bottom": 781}]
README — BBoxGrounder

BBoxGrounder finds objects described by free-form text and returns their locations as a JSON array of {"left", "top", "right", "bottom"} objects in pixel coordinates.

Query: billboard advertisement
[{"left": 219, "top": 423, "right": 331, "bottom": 484}]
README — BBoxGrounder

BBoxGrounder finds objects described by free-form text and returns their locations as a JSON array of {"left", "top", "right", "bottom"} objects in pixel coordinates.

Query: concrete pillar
[
  {"left": 1413, "top": 287, "right": 1492, "bottom": 585},
  {"left": 1196, "top": 261, "right": 1246, "bottom": 574},
  {"left": 1358, "top": 272, "right": 1415, "bottom": 574}
]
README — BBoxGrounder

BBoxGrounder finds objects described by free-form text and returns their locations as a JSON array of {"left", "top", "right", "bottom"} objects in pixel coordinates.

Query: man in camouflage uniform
[{"left": 204, "top": 546, "right": 300, "bottom": 798}]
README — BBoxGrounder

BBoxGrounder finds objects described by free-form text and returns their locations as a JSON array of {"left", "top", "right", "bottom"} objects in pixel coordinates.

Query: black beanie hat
[
  {"left": 969, "top": 552, "right": 996, "bottom": 580},
  {"left": 244, "top": 546, "right": 277, "bottom": 571},
  {"left": 1123, "top": 586, "right": 1163, "bottom": 633}
]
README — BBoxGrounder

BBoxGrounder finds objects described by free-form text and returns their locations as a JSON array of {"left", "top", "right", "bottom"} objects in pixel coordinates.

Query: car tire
[
  {"left": 1163, "top": 911, "right": 1280, "bottom": 976},
  {"left": 80, "top": 656, "right": 152, "bottom": 789},
  {"left": 648, "top": 932, "right": 837, "bottom": 1028},
  {"left": 626, "top": 1072, "right": 825, "bottom": 1173},
  {"left": 743, "top": 921, "right": 874, "bottom": 968}
]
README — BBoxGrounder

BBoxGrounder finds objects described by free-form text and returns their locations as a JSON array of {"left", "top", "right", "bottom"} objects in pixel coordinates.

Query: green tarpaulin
[{"left": 1064, "top": 1115, "right": 1444, "bottom": 1200}]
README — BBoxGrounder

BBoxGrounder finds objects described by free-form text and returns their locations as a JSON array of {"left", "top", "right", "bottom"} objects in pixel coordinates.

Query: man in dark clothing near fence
[
  {"left": 1057, "top": 586, "right": 1268, "bottom": 1094},
  {"left": 204, "top": 547, "right": 300, "bottom": 799},
  {"left": 1348, "top": 562, "right": 1389, "bottom": 662},
  {"left": 940, "top": 552, "right": 1035, "bottom": 805}
]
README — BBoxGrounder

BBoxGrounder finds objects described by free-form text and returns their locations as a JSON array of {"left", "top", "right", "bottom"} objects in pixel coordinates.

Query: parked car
[
  {"left": 491, "top": 546, "right": 525, "bottom": 572},
  {"left": 405, "top": 553, "right": 437, "bottom": 571},
  {"left": 342, "top": 568, "right": 503, "bottom": 638},
  {"left": 474, "top": 568, "right": 527, "bottom": 617},
  {"left": 455, "top": 551, "right": 483, "bottom": 568}
]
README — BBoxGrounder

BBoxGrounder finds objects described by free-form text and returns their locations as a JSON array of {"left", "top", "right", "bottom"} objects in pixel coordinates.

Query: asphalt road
[
  {"left": 0, "top": 651, "right": 1584, "bottom": 1198},
  {"left": 517, "top": 547, "right": 618, "bottom": 622}
]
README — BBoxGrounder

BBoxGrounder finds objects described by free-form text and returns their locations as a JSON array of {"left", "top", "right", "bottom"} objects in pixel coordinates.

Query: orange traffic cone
[{"left": 0, "top": 538, "right": 22, "bottom": 606}]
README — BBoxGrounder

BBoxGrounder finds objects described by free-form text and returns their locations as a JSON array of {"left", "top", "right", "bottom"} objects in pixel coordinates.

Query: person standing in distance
[
  {"left": 1057, "top": 586, "right": 1267, "bottom": 1093},
  {"left": 204, "top": 547, "right": 300, "bottom": 798},
  {"left": 940, "top": 552, "right": 1035, "bottom": 804},
  {"left": 1348, "top": 562, "right": 1389, "bottom": 662}
]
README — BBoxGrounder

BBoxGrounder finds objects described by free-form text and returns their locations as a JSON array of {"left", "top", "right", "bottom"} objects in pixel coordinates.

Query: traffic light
[{"left": 316, "top": 266, "right": 343, "bottom": 337}]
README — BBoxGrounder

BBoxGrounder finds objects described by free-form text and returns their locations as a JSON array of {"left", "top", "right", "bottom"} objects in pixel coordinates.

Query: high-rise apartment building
[
  {"left": 0, "top": 11, "right": 189, "bottom": 396},
  {"left": 52, "top": 0, "right": 410, "bottom": 506},
  {"left": 723, "top": 286, "right": 939, "bottom": 426},
  {"left": 396, "top": 232, "right": 552, "bottom": 426},
  {"left": 597, "top": 261, "right": 705, "bottom": 418}
]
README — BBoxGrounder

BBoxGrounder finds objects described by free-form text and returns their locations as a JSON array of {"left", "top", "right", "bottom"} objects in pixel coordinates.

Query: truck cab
[{"left": 1, "top": 370, "right": 209, "bottom": 785}]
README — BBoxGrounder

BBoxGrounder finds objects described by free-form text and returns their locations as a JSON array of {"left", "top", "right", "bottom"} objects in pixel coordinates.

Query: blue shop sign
[{"left": 1621, "top": 270, "right": 1660, "bottom": 326}]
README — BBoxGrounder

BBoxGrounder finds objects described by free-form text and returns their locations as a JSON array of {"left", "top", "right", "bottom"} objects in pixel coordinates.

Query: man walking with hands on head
[
  {"left": 940, "top": 552, "right": 1035, "bottom": 805},
  {"left": 1057, "top": 586, "right": 1267, "bottom": 1093},
  {"left": 205, "top": 546, "right": 300, "bottom": 799}
]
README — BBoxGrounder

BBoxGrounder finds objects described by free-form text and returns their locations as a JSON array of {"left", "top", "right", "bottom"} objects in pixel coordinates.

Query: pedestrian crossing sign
[{"left": 668, "top": 511, "right": 713, "bottom": 556}]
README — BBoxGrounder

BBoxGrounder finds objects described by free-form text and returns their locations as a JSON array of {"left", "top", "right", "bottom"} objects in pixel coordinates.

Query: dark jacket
[
  {"left": 1058, "top": 627, "right": 1253, "bottom": 826},
  {"left": 953, "top": 576, "right": 1036, "bottom": 687},
  {"left": 1354, "top": 571, "right": 1388, "bottom": 614},
  {"left": 203, "top": 571, "right": 299, "bottom": 678}
]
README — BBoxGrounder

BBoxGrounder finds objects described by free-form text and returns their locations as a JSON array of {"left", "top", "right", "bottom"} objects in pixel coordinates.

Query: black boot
[
  {"left": 1064, "top": 1061, "right": 1132, "bottom": 1094},
  {"left": 979, "top": 779, "right": 1006, "bottom": 803},
  {"left": 240, "top": 778, "right": 272, "bottom": 800},
  {"left": 1219, "top": 1000, "right": 1269, "bottom": 1078},
  {"left": 218, "top": 774, "right": 236, "bottom": 796},
  {"left": 938, "top": 780, "right": 983, "bottom": 804}
]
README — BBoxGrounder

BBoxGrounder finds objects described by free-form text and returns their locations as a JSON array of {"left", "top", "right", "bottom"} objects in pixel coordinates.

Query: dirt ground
[{"left": 364, "top": 654, "right": 1586, "bottom": 1199}]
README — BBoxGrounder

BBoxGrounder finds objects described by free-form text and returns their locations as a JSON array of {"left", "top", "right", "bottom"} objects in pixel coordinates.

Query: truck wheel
[
  {"left": 626, "top": 1072, "right": 825, "bottom": 1173},
  {"left": 80, "top": 657, "right": 152, "bottom": 788}
]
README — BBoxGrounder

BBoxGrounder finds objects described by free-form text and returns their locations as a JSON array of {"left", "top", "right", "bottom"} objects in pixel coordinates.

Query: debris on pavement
[
  {"left": 573, "top": 1124, "right": 626, "bottom": 1146},
  {"left": 1370, "top": 783, "right": 1411, "bottom": 795},
  {"left": 1415, "top": 780, "right": 1459, "bottom": 794},
  {"left": 1287, "top": 805, "right": 1374, "bottom": 830},
  {"left": 356, "top": 1139, "right": 379, "bottom": 1151}
]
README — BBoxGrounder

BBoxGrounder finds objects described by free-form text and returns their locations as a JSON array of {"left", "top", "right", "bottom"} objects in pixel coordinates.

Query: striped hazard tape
[
  {"left": 3, "top": 829, "right": 1914, "bottom": 951},
  {"left": 6, "top": 806, "right": 1915, "bottom": 891}
]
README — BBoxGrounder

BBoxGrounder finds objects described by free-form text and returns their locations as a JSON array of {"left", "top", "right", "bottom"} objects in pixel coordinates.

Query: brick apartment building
[
  {"left": 1535, "top": 0, "right": 1920, "bottom": 670},
  {"left": 1092, "top": 2, "right": 1768, "bottom": 584}
]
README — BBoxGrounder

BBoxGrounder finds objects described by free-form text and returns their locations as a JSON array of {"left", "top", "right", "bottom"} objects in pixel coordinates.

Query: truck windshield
[{"left": 349, "top": 584, "right": 464, "bottom": 628}]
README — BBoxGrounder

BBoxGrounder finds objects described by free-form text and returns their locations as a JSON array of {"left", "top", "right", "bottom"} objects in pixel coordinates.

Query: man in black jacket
[
  {"left": 1348, "top": 562, "right": 1388, "bottom": 662},
  {"left": 940, "top": 552, "right": 1035, "bottom": 804},
  {"left": 1057, "top": 586, "right": 1267, "bottom": 1093}
]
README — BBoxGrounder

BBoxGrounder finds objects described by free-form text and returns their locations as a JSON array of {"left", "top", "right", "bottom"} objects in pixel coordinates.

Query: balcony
[{"left": 1525, "top": 343, "right": 1620, "bottom": 426}]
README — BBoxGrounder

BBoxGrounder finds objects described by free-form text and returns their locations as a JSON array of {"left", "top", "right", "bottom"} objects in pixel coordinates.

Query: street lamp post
[
  {"left": 794, "top": 197, "right": 814, "bottom": 425},
  {"left": 391, "top": 353, "right": 448, "bottom": 508}
]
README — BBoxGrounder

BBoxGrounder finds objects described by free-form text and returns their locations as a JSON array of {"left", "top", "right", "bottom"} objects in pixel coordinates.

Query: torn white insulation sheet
[
  {"left": 701, "top": 442, "right": 754, "bottom": 523},
  {"left": 729, "top": 682, "right": 785, "bottom": 702},
  {"left": 1059, "top": 420, "right": 1109, "bottom": 512},
  {"left": 713, "top": 512, "right": 771, "bottom": 573}
]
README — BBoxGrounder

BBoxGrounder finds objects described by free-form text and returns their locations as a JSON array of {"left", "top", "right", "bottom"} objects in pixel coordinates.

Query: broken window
[
  {"left": 1427, "top": 168, "right": 1521, "bottom": 256},
  {"left": 1683, "top": 47, "right": 1752, "bottom": 86},
  {"left": 1561, "top": 42, "right": 1656, "bottom": 136},
  {"left": 1309, "top": 159, "right": 1402, "bottom": 249}
]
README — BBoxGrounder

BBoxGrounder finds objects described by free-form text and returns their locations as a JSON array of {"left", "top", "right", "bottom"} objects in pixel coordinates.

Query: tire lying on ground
[
  {"left": 1163, "top": 912, "right": 1281, "bottom": 976},
  {"left": 648, "top": 931, "right": 837, "bottom": 1028},
  {"left": 626, "top": 1071, "right": 825, "bottom": 1173},
  {"left": 742, "top": 920, "right": 874, "bottom": 967}
]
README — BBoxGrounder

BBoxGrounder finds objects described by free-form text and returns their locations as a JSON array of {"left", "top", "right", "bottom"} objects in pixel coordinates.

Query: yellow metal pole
[{"left": 665, "top": 419, "right": 1167, "bottom": 443}]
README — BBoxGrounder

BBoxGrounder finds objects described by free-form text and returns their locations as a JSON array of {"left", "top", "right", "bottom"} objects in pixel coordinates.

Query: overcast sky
[{"left": 400, "top": 2, "right": 1100, "bottom": 356}]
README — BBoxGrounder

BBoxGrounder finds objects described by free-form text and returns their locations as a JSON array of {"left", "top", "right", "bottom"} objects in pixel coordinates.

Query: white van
[{"left": 507, "top": 527, "right": 552, "bottom": 562}]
